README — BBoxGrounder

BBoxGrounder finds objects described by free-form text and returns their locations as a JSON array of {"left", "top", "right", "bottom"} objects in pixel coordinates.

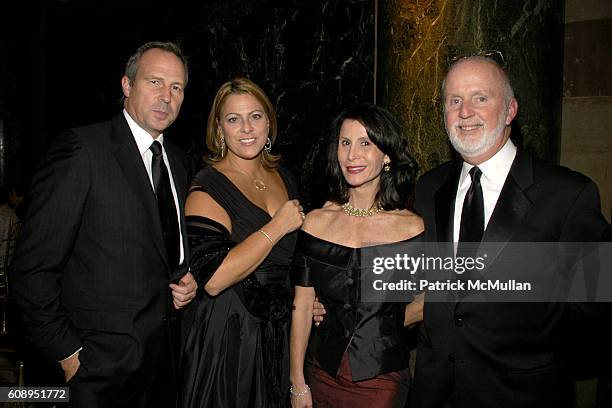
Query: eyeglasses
[{"left": 449, "top": 50, "right": 506, "bottom": 67}]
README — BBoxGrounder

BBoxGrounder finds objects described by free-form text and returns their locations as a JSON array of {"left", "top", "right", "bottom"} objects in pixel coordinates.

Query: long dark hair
[{"left": 326, "top": 103, "right": 418, "bottom": 210}]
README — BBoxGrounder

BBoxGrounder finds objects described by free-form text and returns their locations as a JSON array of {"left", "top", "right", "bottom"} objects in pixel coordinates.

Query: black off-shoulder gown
[{"left": 179, "top": 165, "right": 298, "bottom": 408}]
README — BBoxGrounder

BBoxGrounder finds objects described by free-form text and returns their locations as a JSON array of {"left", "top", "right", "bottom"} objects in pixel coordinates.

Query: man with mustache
[
  {"left": 409, "top": 56, "right": 611, "bottom": 407},
  {"left": 10, "top": 41, "right": 197, "bottom": 407}
]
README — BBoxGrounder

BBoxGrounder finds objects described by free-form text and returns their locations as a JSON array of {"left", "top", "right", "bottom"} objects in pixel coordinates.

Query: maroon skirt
[{"left": 305, "top": 352, "right": 410, "bottom": 408}]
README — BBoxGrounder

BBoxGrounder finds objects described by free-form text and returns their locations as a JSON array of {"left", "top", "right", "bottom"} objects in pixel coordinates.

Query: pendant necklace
[
  {"left": 234, "top": 167, "right": 267, "bottom": 191},
  {"left": 253, "top": 179, "right": 267, "bottom": 191}
]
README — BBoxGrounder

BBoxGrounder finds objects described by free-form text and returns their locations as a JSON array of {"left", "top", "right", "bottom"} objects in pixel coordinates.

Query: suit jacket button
[
  {"left": 346, "top": 278, "right": 354, "bottom": 286},
  {"left": 343, "top": 303, "right": 352, "bottom": 310},
  {"left": 455, "top": 317, "right": 463, "bottom": 327},
  {"left": 344, "top": 329, "right": 351, "bottom": 338},
  {"left": 448, "top": 353, "right": 455, "bottom": 363}
]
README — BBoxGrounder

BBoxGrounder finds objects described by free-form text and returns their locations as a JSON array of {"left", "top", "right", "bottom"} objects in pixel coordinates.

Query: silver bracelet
[
  {"left": 289, "top": 384, "right": 310, "bottom": 397},
  {"left": 258, "top": 229, "right": 274, "bottom": 245}
]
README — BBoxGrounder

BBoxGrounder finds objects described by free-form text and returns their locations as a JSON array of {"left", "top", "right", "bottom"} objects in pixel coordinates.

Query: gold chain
[{"left": 341, "top": 202, "right": 382, "bottom": 217}]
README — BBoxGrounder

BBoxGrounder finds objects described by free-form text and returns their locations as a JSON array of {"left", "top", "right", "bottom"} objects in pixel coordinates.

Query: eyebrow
[
  {"left": 224, "top": 109, "right": 264, "bottom": 116},
  {"left": 143, "top": 75, "right": 185, "bottom": 85}
]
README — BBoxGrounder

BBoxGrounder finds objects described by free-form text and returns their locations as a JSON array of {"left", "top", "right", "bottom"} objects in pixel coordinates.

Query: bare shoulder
[
  {"left": 384, "top": 209, "right": 424, "bottom": 239},
  {"left": 185, "top": 190, "right": 232, "bottom": 232},
  {"left": 302, "top": 202, "right": 342, "bottom": 236}
]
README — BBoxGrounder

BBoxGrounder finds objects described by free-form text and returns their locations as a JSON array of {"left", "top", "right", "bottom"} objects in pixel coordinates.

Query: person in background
[
  {"left": 10, "top": 41, "right": 197, "bottom": 407},
  {"left": 179, "top": 77, "right": 303, "bottom": 408},
  {"left": 290, "top": 104, "right": 424, "bottom": 408},
  {"left": 0, "top": 185, "right": 20, "bottom": 295}
]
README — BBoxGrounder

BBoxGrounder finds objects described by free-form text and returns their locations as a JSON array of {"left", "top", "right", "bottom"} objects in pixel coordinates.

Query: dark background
[
  {"left": 0, "top": 0, "right": 376, "bottom": 387},
  {"left": 1, "top": 0, "right": 376, "bottom": 210}
]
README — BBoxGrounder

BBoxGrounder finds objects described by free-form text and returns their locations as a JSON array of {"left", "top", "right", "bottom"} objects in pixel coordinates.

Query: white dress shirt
[
  {"left": 123, "top": 109, "right": 185, "bottom": 265},
  {"left": 453, "top": 138, "right": 517, "bottom": 243}
]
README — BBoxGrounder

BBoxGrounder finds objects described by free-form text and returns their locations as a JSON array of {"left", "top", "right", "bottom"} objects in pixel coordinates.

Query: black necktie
[
  {"left": 150, "top": 141, "right": 180, "bottom": 269},
  {"left": 458, "top": 166, "right": 484, "bottom": 258}
]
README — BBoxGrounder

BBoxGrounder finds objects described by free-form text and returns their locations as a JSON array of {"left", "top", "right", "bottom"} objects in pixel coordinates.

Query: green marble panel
[{"left": 379, "top": 0, "right": 564, "bottom": 173}]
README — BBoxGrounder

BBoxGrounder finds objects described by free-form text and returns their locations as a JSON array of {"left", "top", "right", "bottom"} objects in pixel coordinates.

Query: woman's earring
[
  {"left": 218, "top": 131, "right": 226, "bottom": 158},
  {"left": 264, "top": 137, "right": 272, "bottom": 153},
  {"left": 383, "top": 162, "right": 391, "bottom": 172}
]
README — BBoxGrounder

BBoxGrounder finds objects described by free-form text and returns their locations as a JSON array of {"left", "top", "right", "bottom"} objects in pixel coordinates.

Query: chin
[{"left": 233, "top": 148, "right": 265, "bottom": 161}]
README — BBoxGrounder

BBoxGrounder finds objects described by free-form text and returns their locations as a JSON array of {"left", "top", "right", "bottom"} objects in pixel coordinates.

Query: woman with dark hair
[
  {"left": 179, "top": 78, "right": 304, "bottom": 408},
  {"left": 289, "top": 104, "right": 424, "bottom": 407}
]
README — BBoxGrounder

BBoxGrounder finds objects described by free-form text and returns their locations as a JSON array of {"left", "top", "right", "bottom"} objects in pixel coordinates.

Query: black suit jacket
[
  {"left": 410, "top": 149, "right": 610, "bottom": 408},
  {"left": 10, "top": 113, "right": 191, "bottom": 404}
]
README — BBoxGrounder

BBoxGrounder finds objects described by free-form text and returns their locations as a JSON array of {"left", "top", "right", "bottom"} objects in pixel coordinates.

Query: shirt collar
[
  {"left": 460, "top": 138, "right": 517, "bottom": 189},
  {"left": 123, "top": 109, "right": 164, "bottom": 155}
]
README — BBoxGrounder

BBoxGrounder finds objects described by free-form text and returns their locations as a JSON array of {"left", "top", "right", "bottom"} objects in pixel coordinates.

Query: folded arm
[{"left": 185, "top": 190, "right": 303, "bottom": 296}]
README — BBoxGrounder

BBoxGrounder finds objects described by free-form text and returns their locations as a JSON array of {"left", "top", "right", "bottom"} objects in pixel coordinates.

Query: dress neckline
[
  {"left": 299, "top": 229, "right": 423, "bottom": 250},
  {"left": 209, "top": 165, "right": 291, "bottom": 219}
]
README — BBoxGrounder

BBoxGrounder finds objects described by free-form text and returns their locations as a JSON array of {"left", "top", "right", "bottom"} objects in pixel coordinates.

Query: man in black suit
[
  {"left": 10, "top": 41, "right": 197, "bottom": 407},
  {"left": 410, "top": 56, "right": 610, "bottom": 407}
]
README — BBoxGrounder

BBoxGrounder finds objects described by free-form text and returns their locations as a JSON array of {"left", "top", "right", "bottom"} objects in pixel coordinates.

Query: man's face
[
  {"left": 122, "top": 48, "right": 186, "bottom": 138},
  {"left": 443, "top": 59, "right": 517, "bottom": 164}
]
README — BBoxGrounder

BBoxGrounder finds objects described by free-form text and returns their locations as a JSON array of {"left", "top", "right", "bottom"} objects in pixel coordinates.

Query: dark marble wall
[
  {"left": 177, "top": 0, "right": 376, "bottom": 208},
  {"left": 0, "top": 0, "right": 375, "bottom": 384},
  {"left": 2, "top": 0, "right": 375, "bottom": 209},
  {"left": 379, "top": 0, "right": 565, "bottom": 173}
]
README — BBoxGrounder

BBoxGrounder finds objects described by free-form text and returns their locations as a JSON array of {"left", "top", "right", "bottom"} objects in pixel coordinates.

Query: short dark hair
[
  {"left": 124, "top": 41, "right": 188, "bottom": 86},
  {"left": 326, "top": 103, "right": 418, "bottom": 210}
]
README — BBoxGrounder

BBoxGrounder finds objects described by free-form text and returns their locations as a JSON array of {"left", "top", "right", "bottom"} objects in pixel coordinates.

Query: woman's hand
[
  {"left": 290, "top": 385, "right": 313, "bottom": 408},
  {"left": 266, "top": 199, "right": 304, "bottom": 239}
]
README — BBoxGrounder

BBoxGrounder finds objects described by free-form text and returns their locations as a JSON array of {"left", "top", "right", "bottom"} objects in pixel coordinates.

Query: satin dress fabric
[{"left": 291, "top": 231, "right": 423, "bottom": 407}]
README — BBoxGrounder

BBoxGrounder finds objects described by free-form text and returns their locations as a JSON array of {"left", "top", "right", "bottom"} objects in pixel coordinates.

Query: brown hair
[{"left": 205, "top": 78, "right": 280, "bottom": 168}]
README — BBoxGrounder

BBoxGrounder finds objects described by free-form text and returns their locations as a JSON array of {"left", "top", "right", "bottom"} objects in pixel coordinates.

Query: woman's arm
[
  {"left": 290, "top": 286, "right": 316, "bottom": 408},
  {"left": 185, "top": 191, "right": 303, "bottom": 296}
]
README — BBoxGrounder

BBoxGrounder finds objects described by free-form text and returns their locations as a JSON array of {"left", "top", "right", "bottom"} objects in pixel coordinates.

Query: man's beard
[{"left": 446, "top": 108, "right": 507, "bottom": 158}]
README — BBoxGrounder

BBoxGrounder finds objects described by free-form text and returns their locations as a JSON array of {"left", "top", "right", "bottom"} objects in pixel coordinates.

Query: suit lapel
[
  {"left": 110, "top": 114, "right": 167, "bottom": 264},
  {"left": 480, "top": 150, "right": 534, "bottom": 266},
  {"left": 434, "top": 160, "right": 461, "bottom": 245},
  {"left": 434, "top": 161, "right": 461, "bottom": 306}
]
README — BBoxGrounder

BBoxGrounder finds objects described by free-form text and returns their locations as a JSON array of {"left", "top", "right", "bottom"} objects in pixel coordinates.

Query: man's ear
[
  {"left": 121, "top": 76, "right": 131, "bottom": 98},
  {"left": 505, "top": 98, "right": 518, "bottom": 125}
]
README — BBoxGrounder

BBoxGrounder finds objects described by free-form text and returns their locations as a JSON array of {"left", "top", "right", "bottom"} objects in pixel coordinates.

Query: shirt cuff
[{"left": 59, "top": 347, "right": 82, "bottom": 363}]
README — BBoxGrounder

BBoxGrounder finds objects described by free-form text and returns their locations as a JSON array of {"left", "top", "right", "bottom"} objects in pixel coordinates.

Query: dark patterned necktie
[
  {"left": 150, "top": 141, "right": 179, "bottom": 269},
  {"left": 457, "top": 166, "right": 484, "bottom": 258}
]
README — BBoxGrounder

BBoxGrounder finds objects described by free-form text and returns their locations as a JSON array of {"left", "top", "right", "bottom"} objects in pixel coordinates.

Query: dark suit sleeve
[
  {"left": 559, "top": 180, "right": 609, "bottom": 242},
  {"left": 560, "top": 179, "right": 610, "bottom": 317},
  {"left": 9, "top": 130, "right": 90, "bottom": 361},
  {"left": 413, "top": 179, "right": 426, "bottom": 218}
]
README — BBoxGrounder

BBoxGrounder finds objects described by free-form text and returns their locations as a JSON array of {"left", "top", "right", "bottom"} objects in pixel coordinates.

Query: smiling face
[
  {"left": 218, "top": 93, "right": 269, "bottom": 161},
  {"left": 337, "top": 119, "right": 389, "bottom": 190},
  {"left": 443, "top": 58, "right": 517, "bottom": 164},
  {"left": 122, "top": 48, "right": 186, "bottom": 138}
]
